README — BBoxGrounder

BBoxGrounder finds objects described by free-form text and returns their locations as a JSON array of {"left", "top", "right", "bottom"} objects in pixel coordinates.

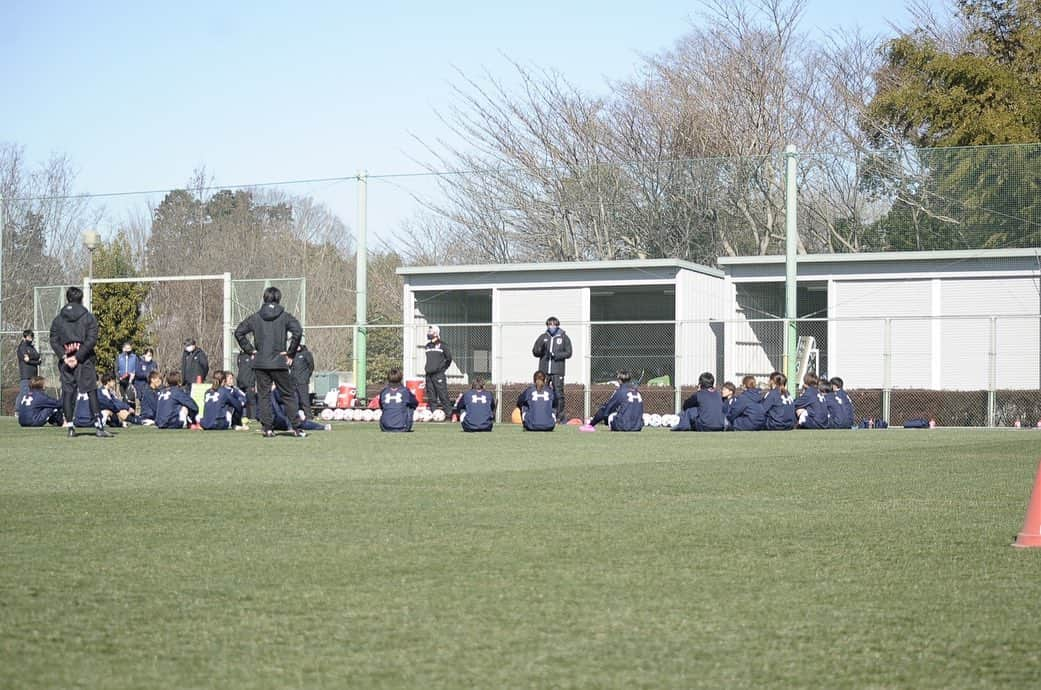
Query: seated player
[
  {"left": 727, "top": 376, "right": 766, "bottom": 431},
  {"left": 378, "top": 368, "right": 418, "bottom": 432},
  {"left": 98, "top": 373, "right": 140, "bottom": 427},
  {"left": 132, "top": 348, "right": 158, "bottom": 403},
  {"left": 794, "top": 372, "right": 830, "bottom": 429},
  {"left": 761, "top": 371, "right": 795, "bottom": 431},
  {"left": 828, "top": 376, "right": 855, "bottom": 429},
  {"left": 17, "top": 376, "right": 64, "bottom": 427},
  {"left": 224, "top": 371, "right": 249, "bottom": 429},
  {"left": 155, "top": 371, "right": 200, "bottom": 429},
  {"left": 453, "top": 378, "right": 496, "bottom": 432},
  {"left": 588, "top": 370, "right": 644, "bottom": 431},
  {"left": 137, "top": 370, "right": 163, "bottom": 426},
  {"left": 200, "top": 371, "right": 246, "bottom": 430},
  {"left": 517, "top": 371, "right": 556, "bottom": 431},
  {"left": 272, "top": 386, "right": 330, "bottom": 432},
  {"left": 674, "top": 372, "right": 726, "bottom": 431}
]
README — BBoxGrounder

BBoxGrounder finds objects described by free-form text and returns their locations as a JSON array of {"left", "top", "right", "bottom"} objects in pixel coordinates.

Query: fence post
[
  {"left": 882, "top": 318, "right": 892, "bottom": 423},
  {"left": 988, "top": 316, "right": 997, "bottom": 427}
]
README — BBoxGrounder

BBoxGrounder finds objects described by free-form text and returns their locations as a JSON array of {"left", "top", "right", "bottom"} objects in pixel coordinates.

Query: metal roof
[
  {"left": 716, "top": 247, "right": 1041, "bottom": 266},
  {"left": 396, "top": 258, "right": 724, "bottom": 278}
]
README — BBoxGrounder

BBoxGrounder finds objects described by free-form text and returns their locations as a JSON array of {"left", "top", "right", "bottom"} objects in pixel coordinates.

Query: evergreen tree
[{"left": 91, "top": 233, "right": 151, "bottom": 374}]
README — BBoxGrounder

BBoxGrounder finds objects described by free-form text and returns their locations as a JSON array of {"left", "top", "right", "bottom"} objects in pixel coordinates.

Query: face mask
[
  {"left": 547, "top": 326, "right": 559, "bottom": 335},
  {"left": 427, "top": 334, "right": 436, "bottom": 341},
  {"left": 144, "top": 355, "right": 152, "bottom": 362},
  {"left": 186, "top": 345, "right": 195, "bottom": 352}
]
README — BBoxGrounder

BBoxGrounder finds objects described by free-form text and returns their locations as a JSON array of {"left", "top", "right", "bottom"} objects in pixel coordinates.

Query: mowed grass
[{"left": 2, "top": 419, "right": 1041, "bottom": 689}]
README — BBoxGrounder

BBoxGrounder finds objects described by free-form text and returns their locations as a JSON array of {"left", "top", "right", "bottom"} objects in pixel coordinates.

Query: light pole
[
  {"left": 82, "top": 230, "right": 101, "bottom": 277},
  {"left": 82, "top": 230, "right": 100, "bottom": 310}
]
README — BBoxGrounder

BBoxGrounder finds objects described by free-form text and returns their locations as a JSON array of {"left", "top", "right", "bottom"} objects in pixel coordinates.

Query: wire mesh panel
[
  {"left": 589, "top": 322, "right": 676, "bottom": 385},
  {"left": 230, "top": 278, "right": 306, "bottom": 329},
  {"left": 33, "top": 285, "right": 76, "bottom": 392}
]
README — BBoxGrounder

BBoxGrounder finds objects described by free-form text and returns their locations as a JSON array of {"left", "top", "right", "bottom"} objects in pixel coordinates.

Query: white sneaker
[
  {"left": 324, "top": 424, "right": 332, "bottom": 431},
  {"left": 141, "top": 419, "right": 155, "bottom": 426}
]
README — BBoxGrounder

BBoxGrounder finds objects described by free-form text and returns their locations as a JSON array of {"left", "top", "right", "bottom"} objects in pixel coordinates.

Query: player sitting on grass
[
  {"left": 794, "top": 372, "right": 830, "bottom": 429},
  {"left": 727, "top": 375, "right": 766, "bottom": 431},
  {"left": 517, "top": 371, "right": 557, "bottom": 431},
  {"left": 827, "top": 376, "right": 855, "bottom": 429},
  {"left": 200, "top": 371, "right": 246, "bottom": 430},
  {"left": 761, "top": 372, "right": 795, "bottom": 431},
  {"left": 271, "top": 385, "right": 330, "bottom": 432},
  {"left": 453, "top": 377, "right": 496, "bottom": 432},
  {"left": 587, "top": 370, "right": 644, "bottom": 431},
  {"left": 137, "top": 370, "right": 163, "bottom": 426},
  {"left": 378, "top": 368, "right": 418, "bottom": 432},
  {"left": 98, "top": 373, "right": 141, "bottom": 427},
  {"left": 674, "top": 372, "right": 726, "bottom": 432},
  {"left": 155, "top": 371, "right": 200, "bottom": 429},
  {"left": 17, "top": 376, "right": 64, "bottom": 427}
]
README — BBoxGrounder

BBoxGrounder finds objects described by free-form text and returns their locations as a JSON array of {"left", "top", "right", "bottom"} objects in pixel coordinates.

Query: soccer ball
[
  {"left": 361, "top": 409, "right": 375, "bottom": 422},
  {"left": 649, "top": 414, "right": 662, "bottom": 428},
  {"left": 320, "top": 408, "right": 334, "bottom": 421},
  {"left": 431, "top": 409, "right": 446, "bottom": 422},
  {"left": 419, "top": 407, "right": 433, "bottom": 423},
  {"left": 665, "top": 414, "right": 680, "bottom": 428},
  {"left": 373, "top": 409, "right": 382, "bottom": 422},
  {"left": 642, "top": 413, "right": 652, "bottom": 426}
]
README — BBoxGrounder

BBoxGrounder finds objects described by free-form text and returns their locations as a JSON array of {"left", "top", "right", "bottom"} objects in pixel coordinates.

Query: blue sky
[{"left": 2, "top": 0, "right": 916, "bottom": 247}]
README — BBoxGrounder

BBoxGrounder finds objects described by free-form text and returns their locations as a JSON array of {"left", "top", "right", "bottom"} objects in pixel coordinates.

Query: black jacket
[
  {"left": 17, "top": 339, "right": 41, "bottom": 379},
  {"left": 424, "top": 339, "right": 452, "bottom": 376},
  {"left": 234, "top": 303, "right": 303, "bottom": 371},
  {"left": 236, "top": 351, "right": 256, "bottom": 389},
  {"left": 49, "top": 303, "right": 99, "bottom": 363},
  {"left": 290, "top": 346, "right": 315, "bottom": 385},
  {"left": 181, "top": 348, "right": 209, "bottom": 386},
  {"left": 533, "top": 329, "right": 572, "bottom": 376}
]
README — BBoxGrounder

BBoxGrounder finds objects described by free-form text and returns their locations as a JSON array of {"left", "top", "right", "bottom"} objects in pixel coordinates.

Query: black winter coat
[
  {"left": 234, "top": 303, "right": 303, "bottom": 371},
  {"left": 532, "top": 329, "right": 572, "bottom": 376},
  {"left": 49, "top": 303, "right": 99, "bottom": 363},
  {"left": 17, "top": 339, "right": 41, "bottom": 379},
  {"left": 181, "top": 348, "right": 209, "bottom": 386}
]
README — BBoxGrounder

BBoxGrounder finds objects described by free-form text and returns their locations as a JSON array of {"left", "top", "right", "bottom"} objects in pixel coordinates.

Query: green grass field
[{"left": 2, "top": 419, "right": 1041, "bottom": 689}]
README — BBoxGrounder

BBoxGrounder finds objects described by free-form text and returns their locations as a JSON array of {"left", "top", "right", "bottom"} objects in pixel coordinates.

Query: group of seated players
[
  {"left": 17, "top": 369, "right": 331, "bottom": 433},
  {"left": 371, "top": 367, "right": 854, "bottom": 433},
  {"left": 20, "top": 364, "right": 852, "bottom": 434}
]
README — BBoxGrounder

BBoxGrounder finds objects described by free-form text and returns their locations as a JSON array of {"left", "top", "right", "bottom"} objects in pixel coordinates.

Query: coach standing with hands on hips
[
  {"left": 234, "top": 286, "right": 307, "bottom": 438},
  {"left": 533, "top": 316, "right": 572, "bottom": 422}
]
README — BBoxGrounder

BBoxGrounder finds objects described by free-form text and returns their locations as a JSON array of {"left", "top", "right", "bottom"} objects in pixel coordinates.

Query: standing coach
[
  {"left": 234, "top": 286, "right": 306, "bottom": 438},
  {"left": 532, "top": 316, "right": 572, "bottom": 423}
]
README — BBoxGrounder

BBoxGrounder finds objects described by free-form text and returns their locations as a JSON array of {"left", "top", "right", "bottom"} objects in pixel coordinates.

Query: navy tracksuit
[
  {"left": 761, "top": 389, "right": 796, "bottom": 430},
  {"left": 17, "top": 390, "right": 63, "bottom": 427},
  {"left": 676, "top": 388, "right": 726, "bottom": 431},
  {"left": 98, "top": 386, "right": 138, "bottom": 426},
  {"left": 155, "top": 386, "right": 199, "bottom": 429},
  {"left": 827, "top": 390, "right": 855, "bottom": 429},
  {"left": 379, "top": 384, "right": 418, "bottom": 432},
  {"left": 139, "top": 386, "right": 159, "bottom": 422},
  {"left": 517, "top": 385, "right": 557, "bottom": 431},
  {"left": 133, "top": 358, "right": 158, "bottom": 401},
  {"left": 590, "top": 383, "right": 644, "bottom": 431},
  {"left": 728, "top": 388, "right": 766, "bottom": 431},
  {"left": 272, "top": 389, "right": 326, "bottom": 431},
  {"left": 794, "top": 386, "right": 830, "bottom": 429},
  {"left": 454, "top": 389, "right": 496, "bottom": 432},
  {"left": 201, "top": 386, "right": 244, "bottom": 430},
  {"left": 73, "top": 393, "right": 95, "bottom": 428}
]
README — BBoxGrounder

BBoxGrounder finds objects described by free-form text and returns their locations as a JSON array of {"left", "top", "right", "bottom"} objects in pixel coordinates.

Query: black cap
[{"left": 184, "top": 338, "right": 196, "bottom": 346}]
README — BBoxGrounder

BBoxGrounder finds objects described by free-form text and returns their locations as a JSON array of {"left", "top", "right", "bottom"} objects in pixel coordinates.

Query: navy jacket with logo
[
  {"left": 378, "top": 384, "right": 418, "bottom": 432},
  {"left": 761, "top": 388, "right": 795, "bottom": 430},
  {"left": 454, "top": 389, "right": 496, "bottom": 432},
  {"left": 155, "top": 386, "right": 199, "bottom": 429},
  {"left": 728, "top": 388, "right": 766, "bottom": 431},
  {"left": 794, "top": 385, "right": 830, "bottom": 429},
  {"left": 139, "top": 386, "right": 159, "bottom": 421},
  {"left": 201, "top": 386, "right": 243, "bottom": 430},
  {"left": 827, "top": 390, "right": 855, "bottom": 429},
  {"left": 517, "top": 385, "right": 557, "bottom": 431},
  {"left": 17, "top": 390, "right": 62, "bottom": 427},
  {"left": 590, "top": 383, "right": 644, "bottom": 431}
]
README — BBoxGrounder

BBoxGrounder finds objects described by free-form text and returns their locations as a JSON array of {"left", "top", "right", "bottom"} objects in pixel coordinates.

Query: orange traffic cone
[{"left": 1013, "top": 458, "right": 1041, "bottom": 548}]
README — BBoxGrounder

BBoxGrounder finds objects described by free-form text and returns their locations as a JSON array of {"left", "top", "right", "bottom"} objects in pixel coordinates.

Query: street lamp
[{"left": 82, "top": 230, "right": 100, "bottom": 278}]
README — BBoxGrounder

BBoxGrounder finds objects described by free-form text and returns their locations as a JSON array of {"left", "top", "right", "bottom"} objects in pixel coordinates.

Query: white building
[
  {"left": 718, "top": 248, "right": 1041, "bottom": 390},
  {"left": 396, "top": 259, "right": 726, "bottom": 387}
]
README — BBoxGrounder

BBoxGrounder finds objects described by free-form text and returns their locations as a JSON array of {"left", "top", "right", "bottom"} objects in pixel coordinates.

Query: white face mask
[
  {"left": 143, "top": 355, "right": 152, "bottom": 362},
  {"left": 186, "top": 345, "right": 196, "bottom": 352}
]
